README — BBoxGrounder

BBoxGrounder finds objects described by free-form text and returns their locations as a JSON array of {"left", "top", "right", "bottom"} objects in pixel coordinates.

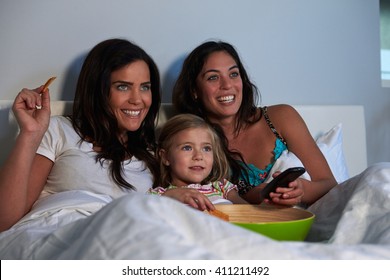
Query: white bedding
[{"left": 1, "top": 163, "right": 389, "bottom": 259}]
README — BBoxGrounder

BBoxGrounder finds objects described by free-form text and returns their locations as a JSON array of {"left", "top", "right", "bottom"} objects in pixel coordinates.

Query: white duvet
[{"left": 0, "top": 163, "right": 389, "bottom": 259}]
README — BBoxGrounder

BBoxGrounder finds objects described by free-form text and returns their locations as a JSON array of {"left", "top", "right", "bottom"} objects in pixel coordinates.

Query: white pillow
[
  {"left": 264, "top": 150, "right": 310, "bottom": 183},
  {"left": 265, "top": 123, "right": 349, "bottom": 183},
  {"left": 316, "top": 123, "right": 349, "bottom": 183}
]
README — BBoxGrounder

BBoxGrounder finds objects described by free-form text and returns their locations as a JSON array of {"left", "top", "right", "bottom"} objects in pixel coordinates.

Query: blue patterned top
[
  {"left": 239, "top": 138, "right": 287, "bottom": 186},
  {"left": 237, "top": 107, "right": 288, "bottom": 193}
]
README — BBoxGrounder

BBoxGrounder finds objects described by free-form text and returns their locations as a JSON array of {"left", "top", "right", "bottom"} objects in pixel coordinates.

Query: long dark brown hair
[
  {"left": 172, "top": 40, "right": 261, "bottom": 184},
  {"left": 72, "top": 38, "right": 161, "bottom": 190},
  {"left": 172, "top": 40, "right": 261, "bottom": 135}
]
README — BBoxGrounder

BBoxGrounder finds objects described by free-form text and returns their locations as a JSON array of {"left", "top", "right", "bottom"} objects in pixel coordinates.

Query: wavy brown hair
[
  {"left": 172, "top": 41, "right": 260, "bottom": 183},
  {"left": 172, "top": 40, "right": 260, "bottom": 135}
]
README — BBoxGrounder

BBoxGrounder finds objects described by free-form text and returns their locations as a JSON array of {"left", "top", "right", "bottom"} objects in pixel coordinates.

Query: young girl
[{"left": 149, "top": 113, "right": 248, "bottom": 205}]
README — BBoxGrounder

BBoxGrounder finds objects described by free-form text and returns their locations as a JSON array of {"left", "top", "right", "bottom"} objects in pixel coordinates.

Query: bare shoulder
[
  {"left": 265, "top": 104, "right": 302, "bottom": 120},
  {"left": 264, "top": 104, "right": 308, "bottom": 136}
]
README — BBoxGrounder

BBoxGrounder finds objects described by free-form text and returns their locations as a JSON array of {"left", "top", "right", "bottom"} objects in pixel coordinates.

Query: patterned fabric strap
[
  {"left": 262, "top": 106, "right": 287, "bottom": 146},
  {"left": 237, "top": 180, "right": 256, "bottom": 195}
]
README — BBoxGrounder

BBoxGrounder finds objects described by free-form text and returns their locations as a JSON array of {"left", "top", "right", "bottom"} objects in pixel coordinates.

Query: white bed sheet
[{"left": 0, "top": 163, "right": 389, "bottom": 259}]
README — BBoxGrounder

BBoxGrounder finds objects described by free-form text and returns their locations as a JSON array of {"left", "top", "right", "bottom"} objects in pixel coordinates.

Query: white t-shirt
[{"left": 37, "top": 116, "right": 153, "bottom": 199}]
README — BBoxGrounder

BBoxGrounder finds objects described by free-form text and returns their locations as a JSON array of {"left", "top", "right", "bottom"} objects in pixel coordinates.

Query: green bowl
[{"left": 215, "top": 204, "right": 315, "bottom": 241}]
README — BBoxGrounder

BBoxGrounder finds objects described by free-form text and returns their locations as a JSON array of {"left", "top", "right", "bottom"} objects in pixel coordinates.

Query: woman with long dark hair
[{"left": 0, "top": 38, "right": 162, "bottom": 231}]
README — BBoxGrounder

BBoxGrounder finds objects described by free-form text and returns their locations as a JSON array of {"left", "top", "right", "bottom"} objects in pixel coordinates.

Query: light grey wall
[{"left": 0, "top": 0, "right": 389, "bottom": 165}]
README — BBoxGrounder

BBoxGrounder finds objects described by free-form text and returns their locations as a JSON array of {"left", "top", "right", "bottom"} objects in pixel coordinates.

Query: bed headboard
[
  {"left": 0, "top": 101, "right": 367, "bottom": 177},
  {"left": 292, "top": 105, "right": 367, "bottom": 177}
]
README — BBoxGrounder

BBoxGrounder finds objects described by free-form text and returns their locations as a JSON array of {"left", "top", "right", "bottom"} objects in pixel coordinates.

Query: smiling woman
[
  {"left": 109, "top": 60, "right": 153, "bottom": 139},
  {"left": 173, "top": 40, "right": 337, "bottom": 207},
  {"left": 0, "top": 38, "right": 162, "bottom": 231},
  {"left": 194, "top": 51, "right": 243, "bottom": 121}
]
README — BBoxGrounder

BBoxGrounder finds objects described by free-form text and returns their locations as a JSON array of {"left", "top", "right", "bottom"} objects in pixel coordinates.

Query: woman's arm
[
  {"left": 227, "top": 190, "right": 248, "bottom": 204},
  {"left": 241, "top": 105, "right": 336, "bottom": 206},
  {"left": 266, "top": 105, "right": 337, "bottom": 205},
  {"left": 0, "top": 88, "right": 53, "bottom": 231}
]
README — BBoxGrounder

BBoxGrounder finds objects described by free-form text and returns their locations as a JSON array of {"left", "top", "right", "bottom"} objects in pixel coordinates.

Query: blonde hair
[{"left": 157, "top": 114, "right": 230, "bottom": 188}]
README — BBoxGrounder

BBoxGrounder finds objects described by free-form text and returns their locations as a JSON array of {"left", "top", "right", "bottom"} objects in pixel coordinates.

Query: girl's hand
[
  {"left": 163, "top": 188, "right": 215, "bottom": 211},
  {"left": 12, "top": 86, "right": 51, "bottom": 135}
]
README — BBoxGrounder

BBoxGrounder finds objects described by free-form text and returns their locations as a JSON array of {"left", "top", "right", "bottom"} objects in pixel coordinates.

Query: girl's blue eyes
[
  {"left": 203, "top": 146, "right": 212, "bottom": 152},
  {"left": 182, "top": 145, "right": 192, "bottom": 151},
  {"left": 181, "top": 145, "right": 212, "bottom": 152}
]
